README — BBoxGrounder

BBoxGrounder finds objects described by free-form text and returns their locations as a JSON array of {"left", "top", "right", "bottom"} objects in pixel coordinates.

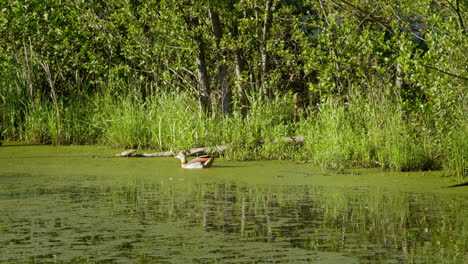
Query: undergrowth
[{"left": 1, "top": 83, "right": 466, "bottom": 178}]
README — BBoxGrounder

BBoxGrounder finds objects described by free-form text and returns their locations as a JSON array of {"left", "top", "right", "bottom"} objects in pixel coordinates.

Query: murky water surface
[{"left": 0, "top": 144, "right": 466, "bottom": 263}]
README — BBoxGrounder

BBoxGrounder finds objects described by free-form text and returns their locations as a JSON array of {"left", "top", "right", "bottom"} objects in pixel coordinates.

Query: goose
[{"left": 175, "top": 151, "right": 215, "bottom": 169}]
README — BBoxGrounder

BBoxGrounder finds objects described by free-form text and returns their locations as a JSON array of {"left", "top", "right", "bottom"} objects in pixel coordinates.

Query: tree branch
[
  {"left": 331, "top": 0, "right": 394, "bottom": 34},
  {"left": 421, "top": 64, "right": 468, "bottom": 81}
]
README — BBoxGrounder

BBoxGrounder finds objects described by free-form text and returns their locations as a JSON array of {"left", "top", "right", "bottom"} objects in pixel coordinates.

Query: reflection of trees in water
[
  {"left": 112, "top": 182, "right": 466, "bottom": 263},
  {"left": 1, "top": 182, "right": 465, "bottom": 263}
]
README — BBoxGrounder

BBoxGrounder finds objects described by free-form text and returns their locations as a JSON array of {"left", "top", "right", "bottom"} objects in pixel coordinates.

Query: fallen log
[
  {"left": 114, "top": 149, "right": 137, "bottom": 157},
  {"left": 137, "top": 150, "right": 174, "bottom": 157},
  {"left": 115, "top": 136, "right": 305, "bottom": 157},
  {"left": 137, "top": 145, "right": 229, "bottom": 157}
]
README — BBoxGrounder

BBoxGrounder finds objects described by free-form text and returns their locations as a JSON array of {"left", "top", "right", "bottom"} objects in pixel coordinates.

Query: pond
[{"left": 0, "top": 144, "right": 466, "bottom": 263}]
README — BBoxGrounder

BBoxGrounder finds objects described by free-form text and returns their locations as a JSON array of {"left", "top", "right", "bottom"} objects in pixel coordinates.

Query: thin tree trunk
[
  {"left": 228, "top": 0, "right": 248, "bottom": 113},
  {"left": 455, "top": 0, "right": 465, "bottom": 33},
  {"left": 195, "top": 34, "right": 210, "bottom": 113},
  {"left": 261, "top": 0, "right": 274, "bottom": 99},
  {"left": 234, "top": 49, "right": 246, "bottom": 110},
  {"left": 186, "top": 13, "right": 211, "bottom": 113},
  {"left": 210, "top": 8, "right": 231, "bottom": 116},
  {"left": 446, "top": 0, "right": 465, "bottom": 33},
  {"left": 232, "top": 19, "right": 247, "bottom": 114},
  {"left": 396, "top": 63, "right": 403, "bottom": 90},
  {"left": 220, "top": 66, "right": 230, "bottom": 116}
]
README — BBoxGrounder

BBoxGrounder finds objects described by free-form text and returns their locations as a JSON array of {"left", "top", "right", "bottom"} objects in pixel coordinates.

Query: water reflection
[{"left": 1, "top": 178, "right": 466, "bottom": 263}]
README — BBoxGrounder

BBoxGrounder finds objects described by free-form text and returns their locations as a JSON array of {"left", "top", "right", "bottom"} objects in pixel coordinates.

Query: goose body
[{"left": 175, "top": 151, "right": 214, "bottom": 169}]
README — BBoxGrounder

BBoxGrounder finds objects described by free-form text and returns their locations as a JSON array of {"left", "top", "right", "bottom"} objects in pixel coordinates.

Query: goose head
[{"left": 175, "top": 151, "right": 187, "bottom": 164}]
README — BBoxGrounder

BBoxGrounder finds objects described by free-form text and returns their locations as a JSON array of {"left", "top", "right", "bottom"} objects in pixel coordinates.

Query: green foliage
[{"left": 0, "top": 0, "right": 466, "bottom": 176}]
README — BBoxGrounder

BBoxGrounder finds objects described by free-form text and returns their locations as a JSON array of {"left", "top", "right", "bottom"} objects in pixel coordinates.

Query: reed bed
[{"left": 0, "top": 81, "right": 466, "bottom": 177}]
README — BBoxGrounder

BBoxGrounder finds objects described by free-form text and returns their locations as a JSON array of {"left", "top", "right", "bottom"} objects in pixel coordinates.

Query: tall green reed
[
  {"left": 443, "top": 124, "right": 467, "bottom": 178},
  {"left": 1, "top": 74, "right": 465, "bottom": 177},
  {"left": 1, "top": 69, "right": 28, "bottom": 141},
  {"left": 296, "top": 95, "right": 446, "bottom": 173},
  {"left": 298, "top": 99, "right": 371, "bottom": 173},
  {"left": 365, "top": 99, "right": 437, "bottom": 172},
  {"left": 222, "top": 93, "right": 298, "bottom": 160}
]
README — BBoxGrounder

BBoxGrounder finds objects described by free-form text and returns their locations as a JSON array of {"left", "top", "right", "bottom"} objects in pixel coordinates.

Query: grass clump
[
  {"left": 443, "top": 124, "right": 467, "bottom": 178},
  {"left": 1, "top": 80, "right": 466, "bottom": 178},
  {"left": 298, "top": 100, "right": 371, "bottom": 173}
]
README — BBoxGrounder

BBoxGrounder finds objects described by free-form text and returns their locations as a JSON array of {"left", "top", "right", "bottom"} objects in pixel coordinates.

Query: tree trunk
[
  {"left": 234, "top": 48, "right": 247, "bottom": 112},
  {"left": 229, "top": 0, "right": 248, "bottom": 113},
  {"left": 195, "top": 34, "right": 210, "bottom": 113},
  {"left": 261, "top": 0, "right": 274, "bottom": 99},
  {"left": 209, "top": 8, "right": 231, "bottom": 116}
]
